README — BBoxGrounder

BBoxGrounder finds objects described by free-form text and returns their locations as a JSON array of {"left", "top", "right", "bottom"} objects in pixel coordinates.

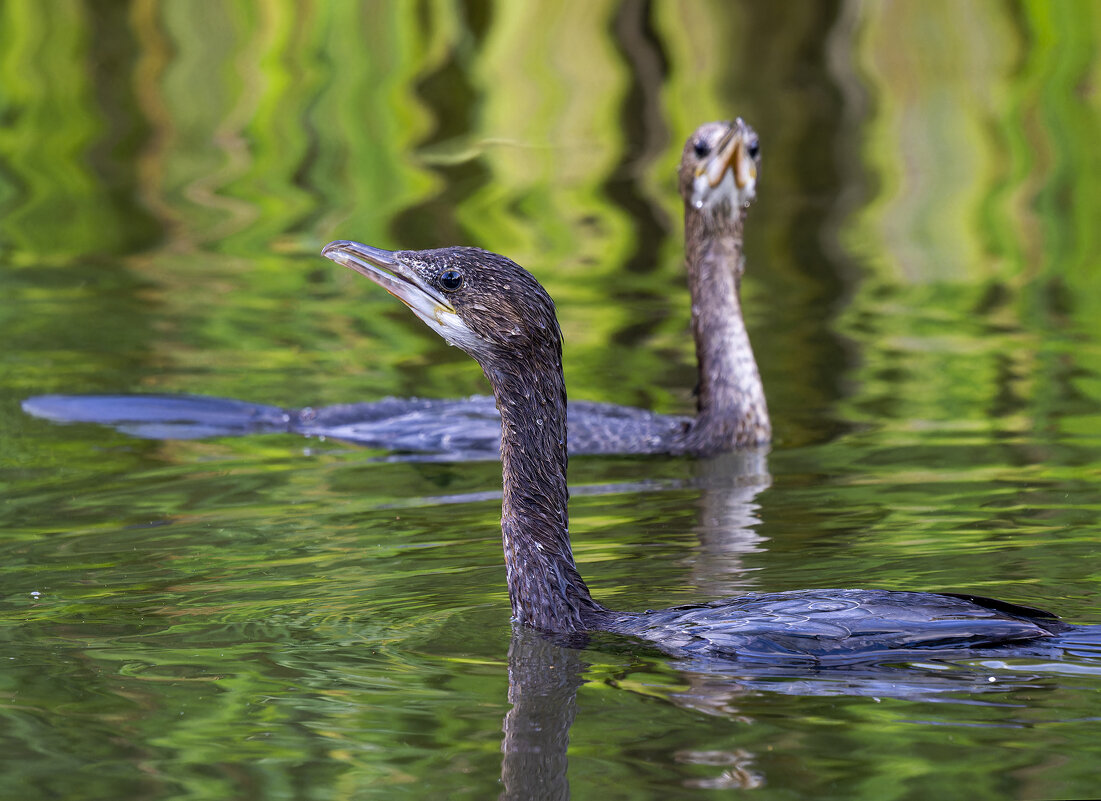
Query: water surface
[{"left": 3, "top": 2, "right": 1101, "bottom": 799}]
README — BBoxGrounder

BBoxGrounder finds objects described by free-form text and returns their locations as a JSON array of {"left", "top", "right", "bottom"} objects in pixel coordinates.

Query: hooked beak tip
[{"left": 321, "top": 240, "right": 402, "bottom": 270}]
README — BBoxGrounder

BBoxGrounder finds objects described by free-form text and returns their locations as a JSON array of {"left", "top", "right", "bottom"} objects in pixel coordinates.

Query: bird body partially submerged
[
  {"left": 25, "top": 120, "right": 768, "bottom": 458},
  {"left": 609, "top": 589, "right": 1069, "bottom": 665},
  {"left": 321, "top": 235, "right": 1084, "bottom": 665}
]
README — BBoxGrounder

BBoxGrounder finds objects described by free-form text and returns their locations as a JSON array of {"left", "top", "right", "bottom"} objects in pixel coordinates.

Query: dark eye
[
  {"left": 439, "top": 269, "right": 464, "bottom": 292},
  {"left": 746, "top": 138, "right": 760, "bottom": 159},
  {"left": 693, "top": 139, "right": 710, "bottom": 158}
]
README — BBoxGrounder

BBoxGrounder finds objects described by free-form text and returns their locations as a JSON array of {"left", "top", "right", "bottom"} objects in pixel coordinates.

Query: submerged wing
[
  {"left": 616, "top": 588, "right": 1072, "bottom": 665},
  {"left": 21, "top": 394, "right": 292, "bottom": 439},
  {"left": 22, "top": 393, "right": 692, "bottom": 457}
]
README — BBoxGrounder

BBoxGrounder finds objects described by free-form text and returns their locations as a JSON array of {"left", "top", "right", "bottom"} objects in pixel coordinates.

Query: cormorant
[
  {"left": 24, "top": 120, "right": 768, "bottom": 457},
  {"left": 320, "top": 238, "right": 1085, "bottom": 665}
]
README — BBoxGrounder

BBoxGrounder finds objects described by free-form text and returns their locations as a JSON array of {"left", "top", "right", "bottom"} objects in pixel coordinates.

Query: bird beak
[
  {"left": 322, "top": 240, "right": 476, "bottom": 348},
  {"left": 702, "top": 126, "right": 756, "bottom": 191},
  {"left": 322, "top": 240, "right": 456, "bottom": 319}
]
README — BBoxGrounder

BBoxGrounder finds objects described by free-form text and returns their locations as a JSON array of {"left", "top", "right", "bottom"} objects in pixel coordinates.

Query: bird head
[
  {"left": 322, "top": 242, "right": 561, "bottom": 366},
  {"left": 678, "top": 118, "right": 760, "bottom": 224}
]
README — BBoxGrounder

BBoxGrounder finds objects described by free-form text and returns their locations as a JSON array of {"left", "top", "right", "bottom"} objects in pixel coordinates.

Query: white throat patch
[{"left": 691, "top": 166, "right": 755, "bottom": 221}]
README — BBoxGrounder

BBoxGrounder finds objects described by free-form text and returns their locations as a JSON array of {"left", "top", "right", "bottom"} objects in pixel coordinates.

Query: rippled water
[{"left": 3, "top": 2, "right": 1101, "bottom": 799}]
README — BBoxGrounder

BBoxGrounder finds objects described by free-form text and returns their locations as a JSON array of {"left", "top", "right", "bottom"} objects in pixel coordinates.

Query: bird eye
[
  {"left": 693, "top": 140, "right": 710, "bottom": 158},
  {"left": 746, "top": 137, "right": 760, "bottom": 159},
  {"left": 439, "top": 269, "right": 464, "bottom": 292}
]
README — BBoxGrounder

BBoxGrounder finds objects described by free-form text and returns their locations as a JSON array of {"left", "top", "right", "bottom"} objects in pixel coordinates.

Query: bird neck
[
  {"left": 481, "top": 347, "right": 604, "bottom": 634},
  {"left": 683, "top": 209, "right": 771, "bottom": 451}
]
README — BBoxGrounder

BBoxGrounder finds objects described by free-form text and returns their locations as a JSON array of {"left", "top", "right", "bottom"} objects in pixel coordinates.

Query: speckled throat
[
  {"left": 680, "top": 206, "right": 771, "bottom": 453},
  {"left": 478, "top": 339, "right": 607, "bottom": 633}
]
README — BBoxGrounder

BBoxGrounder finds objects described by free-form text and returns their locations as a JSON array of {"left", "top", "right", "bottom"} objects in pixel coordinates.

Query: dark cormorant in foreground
[
  {"left": 23, "top": 119, "right": 768, "bottom": 457},
  {"left": 320, "top": 238, "right": 1088, "bottom": 664}
]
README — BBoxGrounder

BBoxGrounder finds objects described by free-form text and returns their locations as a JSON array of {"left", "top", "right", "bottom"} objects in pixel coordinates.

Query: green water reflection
[{"left": 3, "top": 1, "right": 1101, "bottom": 799}]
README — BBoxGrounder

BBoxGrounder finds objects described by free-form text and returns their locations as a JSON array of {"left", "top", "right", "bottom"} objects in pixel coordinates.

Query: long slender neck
[
  {"left": 480, "top": 344, "right": 604, "bottom": 634},
  {"left": 683, "top": 208, "right": 771, "bottom": 451}
]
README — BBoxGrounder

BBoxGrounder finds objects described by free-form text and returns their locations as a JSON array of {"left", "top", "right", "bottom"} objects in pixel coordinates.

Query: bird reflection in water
[{"left": 498, "top": 624, "right": 1101, "bottom": 796}]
